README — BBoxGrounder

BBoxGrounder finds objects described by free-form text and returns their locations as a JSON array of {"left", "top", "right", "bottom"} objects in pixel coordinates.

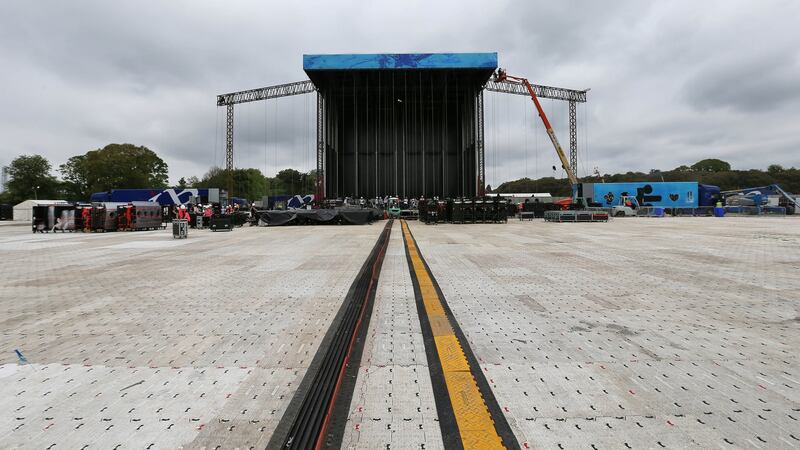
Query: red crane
[{"left": 494, "top": 69, "right": 578, "bottom": 185}]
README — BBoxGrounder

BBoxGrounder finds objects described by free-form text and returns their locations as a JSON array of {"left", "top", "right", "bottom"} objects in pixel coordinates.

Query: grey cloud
[
  {"left": 1, "top": 0, "right": 799, "bottom": 187},
  {"left": 683, "top": 52, "right": 800, "bottom": 112}
]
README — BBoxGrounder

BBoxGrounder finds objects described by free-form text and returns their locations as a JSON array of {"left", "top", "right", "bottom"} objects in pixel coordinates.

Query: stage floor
[{"left": 1, "top": 216, "right": 798, "bottom": 448}]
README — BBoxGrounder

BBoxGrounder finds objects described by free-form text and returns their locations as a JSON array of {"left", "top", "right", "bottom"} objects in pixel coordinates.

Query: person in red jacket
[
  {"left": 177, "top": 204, "right": 191, "bottom": 222},
  {"left": 123, "top": 205, "right": 133, "bottom": 230},
  {"left": 81, "top": 207, "right": 91, "bottom": 232}
]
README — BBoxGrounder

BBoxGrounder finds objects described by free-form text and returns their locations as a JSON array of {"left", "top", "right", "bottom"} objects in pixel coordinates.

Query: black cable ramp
[
  {"left": 267, "top": 219, "right": 392, "bottom": 449},
  {"left": 400, "top": 220, "right": 520, "bottom": 450}
]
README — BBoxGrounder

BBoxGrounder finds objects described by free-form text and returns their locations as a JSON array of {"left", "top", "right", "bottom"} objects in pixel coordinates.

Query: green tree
[
  {"left": 5, "top": 155, "right": 59, "bottom": 203},
  {"left": 275, "top": 168, "right": 305, "bottom": 194},
  {"left": 767, "top": 164, "right": 784, "bottom": 175},
  {"left": 495, "top": 160, "right": 800, "bottom": 199},
  {"left": 59, "top": 154, "right": 89, "bottom": 199},
  {"left": 177, "top": 177, "right": 188, "bottom": 189},
  {"left": 60, "top": 143, "right": 169, "bottom": 198},
  {"left": 200, "top": 167, "right": 267, "bottom": 201},
  {"left": 690, "top": 158, "right": 731, "bottom": 173}
]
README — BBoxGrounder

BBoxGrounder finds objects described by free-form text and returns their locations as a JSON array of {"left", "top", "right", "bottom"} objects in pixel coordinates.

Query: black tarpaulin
[
  {"left": 257, "top": 209, "right": 378, "bottom": 226},
  {"left": 338, "top": 210, "right": 374, "bottom": 225}
]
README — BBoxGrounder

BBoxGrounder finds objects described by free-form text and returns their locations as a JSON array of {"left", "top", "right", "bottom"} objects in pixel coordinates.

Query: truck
[
  {"left": 574, "top": 182, "right": 721, "bottom": 209},
  {"left": 90, "top": 188, "right": 225, "bottom": 206}
]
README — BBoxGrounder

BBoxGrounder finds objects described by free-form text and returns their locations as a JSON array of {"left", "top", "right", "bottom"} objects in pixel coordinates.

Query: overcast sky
[{"left": 1, "top": 0, "right": 798, "bottom": 187}]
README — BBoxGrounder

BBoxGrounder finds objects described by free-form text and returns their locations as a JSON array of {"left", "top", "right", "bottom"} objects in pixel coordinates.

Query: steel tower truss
[
  {"left": 485, "top": 79, "right": 587, "bottom": 177},
  {"left": 218, "top": 78, "right": 584, "bottom": 200}
]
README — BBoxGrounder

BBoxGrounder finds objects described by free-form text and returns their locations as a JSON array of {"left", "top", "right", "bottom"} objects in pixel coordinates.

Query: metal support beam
[
  {"left": 316, "top": 92, "right": 325, "bottom": 201},
  {"left": 485, "top": 80, "right": 587, "bottom": 182},
  {"left": 225, "top": 104, "right": 234, "bottom": 171},
  {"left": 476, "top": 91, "right": 485, "bottom": 196},
  {"left": 484, "top": 80, "right": 587, "bottom": 103},
  {"left": 225, "top": 104, "right": 235, "bottom": 200},
  {"left": 217, "top": 80, "right": 317, "bottom": 200},
  {"left": 569, "top": 101, "right": 577, "bottom": 179},
  {"left": 217, "top": 80, "right": 316, "bottom": 106}
]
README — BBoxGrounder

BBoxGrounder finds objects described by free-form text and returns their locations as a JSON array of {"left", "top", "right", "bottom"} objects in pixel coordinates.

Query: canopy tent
[{"left": 13, "top": 200, "right": 70, "bottom": 222}]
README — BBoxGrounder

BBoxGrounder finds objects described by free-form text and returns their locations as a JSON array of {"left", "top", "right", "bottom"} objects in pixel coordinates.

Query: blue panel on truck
[
  {"left": 303, "top": 53, "right": 498, "bottom": 70},
  {"left": 583, "top": 182, "right": 699, "bottom": 208},
  {"left": 90, "top": 188, "right": 214, "bottom": 206}
]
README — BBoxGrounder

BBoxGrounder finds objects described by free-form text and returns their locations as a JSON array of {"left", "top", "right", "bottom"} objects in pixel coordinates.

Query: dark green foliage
[
  {"left": 60, "top": 143, "right": 169, "bottom": 199},
  {"left": 200, "top": 167, "right": 266, "bottom": 201},
  {"left": 690, "top": 158, "right": 731, "bottom": 172},
  {"left": 4, "top": 154, "right": 60, "bottom": 203},
  {"left": 197, "top": 166, "right": 316, "bottom": 201},
  {"left": 496, "top": 159, "right": 800, "bottom": 196}
]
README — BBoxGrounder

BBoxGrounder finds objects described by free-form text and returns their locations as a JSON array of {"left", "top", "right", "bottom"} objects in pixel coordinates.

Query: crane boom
[{"left": 494, "top": 69, "right": 578, "bottom": 185}]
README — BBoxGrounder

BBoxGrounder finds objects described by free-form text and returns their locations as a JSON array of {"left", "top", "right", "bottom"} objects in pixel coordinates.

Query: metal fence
[{"left": 544, "top": 210, "right": 609, "bottom": 222}]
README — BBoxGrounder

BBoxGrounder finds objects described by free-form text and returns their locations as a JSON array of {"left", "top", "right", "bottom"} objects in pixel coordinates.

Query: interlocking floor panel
[
  {"left": 3, "top": 216, "right": 799, "bottom": 448},
  {"left": 407, "top": 217, "right": 800, "bottom": 450},
  {"left": 342, "top": 222, "right": 444, "bottom": 450},
  {"left": 0, "top": 224, "right": 383, "bottom": 448}
]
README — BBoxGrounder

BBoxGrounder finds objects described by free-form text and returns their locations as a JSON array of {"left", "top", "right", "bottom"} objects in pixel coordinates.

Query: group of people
[
  {"left": 341, "top": 196, "right": 420, "bottom": 210},
  {"left": 171, "top": 202, "right": 257, "bottom": 228},
  {"left": 172, "top": 203, "right": 215, "bottom": 227}
]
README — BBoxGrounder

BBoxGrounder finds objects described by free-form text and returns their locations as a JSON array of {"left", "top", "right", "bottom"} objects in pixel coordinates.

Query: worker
[
  {"left": 81, "top": 207, "right": 91, "bottom": 232},
  {"left": 124, "top": 205, "right": 133, "bottom": 230},
  {"left": 177, "top": 204, "right": 191, "bottom": 221},
  {"left": 250, "top": 203, "right": 258, "bottom": 226}
]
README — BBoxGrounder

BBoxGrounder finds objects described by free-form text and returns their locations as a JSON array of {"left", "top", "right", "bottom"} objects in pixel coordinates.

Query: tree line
[
  {"left": 494, "top": 158, "right": 800, "bottom": 197},
  {"left": 176, "top": 167, "right": 317, "bottom": 202},
  {"left": 3, "top": 149, "right": 797, "bottom": 204},
  {"left": 0, "top": 143, "right": 317, "bottom": 205}
]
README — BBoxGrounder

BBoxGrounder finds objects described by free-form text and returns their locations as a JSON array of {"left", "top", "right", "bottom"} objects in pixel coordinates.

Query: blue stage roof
[{"left": 303, "top": 53, "right": 498, "bottom": 70}]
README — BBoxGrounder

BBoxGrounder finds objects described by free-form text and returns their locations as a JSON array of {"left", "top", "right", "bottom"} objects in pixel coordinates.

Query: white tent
[{"left": 12, "top": 200, "right": 70, "bottom": 222}]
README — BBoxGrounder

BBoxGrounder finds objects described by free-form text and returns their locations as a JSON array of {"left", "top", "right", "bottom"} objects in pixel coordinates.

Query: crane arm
[
  {"left": 722, "top": 184, "right": 799, "bottom": 207},
  {"left": 494, "top": 69, "right": 578, "bottom": 185}
]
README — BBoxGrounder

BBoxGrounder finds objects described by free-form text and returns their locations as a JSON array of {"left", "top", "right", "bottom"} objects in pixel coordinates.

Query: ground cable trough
[
  {"left": 268, "top": 219, "right": 392, "bottom": 449},
  {"left": 401, "top": 220, "right": 520, "bottom": 450}
]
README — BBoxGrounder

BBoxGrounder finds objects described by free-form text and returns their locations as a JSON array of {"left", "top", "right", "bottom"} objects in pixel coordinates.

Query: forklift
[{"left": 611, "top": 195, "right": 640, "bottom": 217}]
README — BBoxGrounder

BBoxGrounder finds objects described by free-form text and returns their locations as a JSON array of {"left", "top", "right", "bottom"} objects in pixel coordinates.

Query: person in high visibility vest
[
  {"left": 81, "top": 207, "right": 91, "bottom": 232},
  {"left": 177, "top": 204, "right": 191, "bottom": 222},
  {"left": 123, "top": 205, "right": 133, "bottom": 230}
]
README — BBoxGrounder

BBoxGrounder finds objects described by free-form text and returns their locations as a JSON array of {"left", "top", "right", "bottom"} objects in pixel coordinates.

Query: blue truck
[
  {"left": 90, "top": 188, "right": 225, "bottom": 206},
  {"left": 575, "top": 182, "right": 720, "bottom": 209}
]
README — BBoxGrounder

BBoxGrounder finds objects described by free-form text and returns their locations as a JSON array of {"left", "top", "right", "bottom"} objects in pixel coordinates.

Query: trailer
[
  {"left": 574, "top": 182, "right": 721, "bottom": 209},
  {"left": 32, "top": 204, "right": 76, "bottom": 233},
  {"left": 90, "top": 202, "right": 130, "bottom": 232},
  {"left": 117, "top": 202, "right": 163, "bottom": 231},
  {"left": 90, "top": 188, "right": 224, "bottom": 206}
]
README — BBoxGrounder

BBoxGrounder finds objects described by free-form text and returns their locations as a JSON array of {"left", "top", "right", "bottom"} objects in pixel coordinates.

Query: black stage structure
[{"left": 217, "top": 53, "right": 587, "bottom": 200}]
